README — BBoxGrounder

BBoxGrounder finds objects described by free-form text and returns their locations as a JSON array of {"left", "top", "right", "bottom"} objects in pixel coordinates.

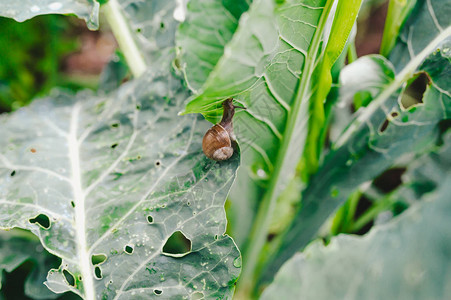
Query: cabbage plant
[{"left": 0, "top": 0, "right": 450, "bottom": 299}]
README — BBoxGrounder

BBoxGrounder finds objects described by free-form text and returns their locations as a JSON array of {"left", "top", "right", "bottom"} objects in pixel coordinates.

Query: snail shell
[
  {"left": 202, "top": 124, "right": 233, "bottom": 161},
  {"left": 202, "top": 98, "right": 242, "bottom": 161}
]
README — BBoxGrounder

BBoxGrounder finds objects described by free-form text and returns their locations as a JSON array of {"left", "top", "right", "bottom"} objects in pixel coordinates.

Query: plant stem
[
  {"left": 236, "top": 1, "right": 334, "bottom": 298},
  {"left": 347, "top": 41, "right": 358, "bottom": 63},
  {"left": 102, "top": 0, "right": 147, "bottom": 78}
]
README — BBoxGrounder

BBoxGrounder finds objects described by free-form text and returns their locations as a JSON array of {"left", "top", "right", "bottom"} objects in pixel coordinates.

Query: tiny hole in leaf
[
  {"left": 400, "top": 71, "right": 431, "bottom": 110},
  {"left": 91, "top": 254, "right": 107, "bottom": 265},
  {"left": 94, "top": 266, "right": 102, "bottom": 279},
  {"left": 154, "top": 289, "right": 162, "bottom": 295},
  {"left": 162, "top": 231, "right": 191, "bottom": 256},
  {"left": 10, "top": 170, "right": 16, "bottom": 176},
  {"left": 111, "top": 143, "right": 118, "bottom": 149},
  {"left": 124, "top": 245, "right": 134, "bottom": 254},
  {"left": 147, "top": 215, "right": 154, "bottom": 224},
  {"left": 379, "top": 112, "right": 399, "bottom": 133},
  {"left": 155, "top": 160, "right": 161, "bottom": 167},
  {"left": 29, "top": 214, "right": 51, "bottom": 229},
  {"left": 267, "top": 233, "right": 276, "bottom": 242},
  {"left": 63, "top": 269, "right": 75, "bottom": 287},
  {"left": 78, "top": 275, "right": 82, "bottom": 281}
]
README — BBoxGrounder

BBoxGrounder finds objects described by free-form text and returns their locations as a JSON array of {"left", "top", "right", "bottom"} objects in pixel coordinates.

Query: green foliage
[
  {"left": 0, "top": 16, "right": 79, "bottom": 112},
  {"left": 262, "top": 136, "right": 451, "bottom": 300},
  {"left": 1, "top": 0, "right": 451, "bottom": 299}
]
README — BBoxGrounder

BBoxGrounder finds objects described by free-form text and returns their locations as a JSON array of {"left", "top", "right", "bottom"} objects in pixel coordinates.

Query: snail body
[{"left": 202, "top": 98, "right": 242, "bottom": 161}]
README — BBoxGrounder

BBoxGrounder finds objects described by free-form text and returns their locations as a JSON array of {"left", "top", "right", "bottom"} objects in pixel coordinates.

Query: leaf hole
[
  {"left": 155, "top": 160, "right": 161, "bottom": 167},
  {"left": 94, "top": 266, "right": 102, "bottom": 279},
  {"left": 29, "top": 214, "right": 51, "bottom": 229},
  {"left": 78, "top": 275, "right": 82, "bottom": 281},
  {"left": 124, "top": 245, "right": 134, "bottom": 254},
  {"left": 111, "top": 143, "right": 118, "bottom": 149},
  {"left": 162, "top": 231, "right": 192, "bottom": 257},
  {"left": 10, "top": 170, "right": 16, "bottom": 176},
  {"left": 399, "top": 71, "right": 431, "bottom": 110},
  {"left": 373, "top": 167, "right": 406, "bottom": 193},
  {"left": 154, "top": 289, "right": 163, "bottom": 295},
  {"left": 91, "top": 254, "right": 107, "bottom": 265},
  {"left": 62, "top": 269, "right": 75, "bottom": 287},
  {"left": 147, "top": 215, "right": 154, "bottom": 224},
  {"left": 379, "top": 112, "right": 399, "bottom": 133}
]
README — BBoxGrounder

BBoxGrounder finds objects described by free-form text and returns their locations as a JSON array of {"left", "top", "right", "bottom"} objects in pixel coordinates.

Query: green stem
[
  {"left": 347, "top": 41, "right": 358, "bottom": 63},
  {"left": 236, "top": 1, "right": 335, "bottom": 298},
  {"left": 351, "top": 196, "right": 394, "bottom": 232},
  {"left": 102, "top": 0, "right": 147, "bottom": 77}
]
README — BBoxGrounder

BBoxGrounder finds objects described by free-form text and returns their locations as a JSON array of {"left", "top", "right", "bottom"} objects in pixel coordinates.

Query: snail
[{"left": 202, "top": 98, "right": 245, "bottom": 161}]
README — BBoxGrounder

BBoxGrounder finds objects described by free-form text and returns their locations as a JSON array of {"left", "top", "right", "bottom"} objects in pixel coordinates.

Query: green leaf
[
  {"left": 182, "top": 0, "right": 331, "bottom": 248},
  {"left": 389, "top": 0, "right": 451, "bottom": 71},
  {"left": 380, "top": 0, "right": 417, "bottom": 57},
  {"left": 261, "top": 173, "right": 451, "bottom": 299},
  {"left": 0, "top": 229, "right": 60, "bottom": 299},
  {"left": 0, "top": 0, "right": 100, "bottom": 30},
  {"left": 303, "top": 0, "right": 363, "bottom": 174},
  {"left": 0, "top": 71, "right": 241, "bottom": 299},
  {"left": 263, "top": 33, "right": 451, "bottom": 282},
  {"left": 176, "top": 0, "right": 249, "bottom": 92}
]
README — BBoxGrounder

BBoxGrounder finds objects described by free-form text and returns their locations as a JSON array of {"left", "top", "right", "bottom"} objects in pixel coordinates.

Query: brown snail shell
[
  {"left": 202, "top": 98, "right": 242, "bottom": 161},
  {"left": 202, "top": 124, "right": 233, "bottom": 161}
]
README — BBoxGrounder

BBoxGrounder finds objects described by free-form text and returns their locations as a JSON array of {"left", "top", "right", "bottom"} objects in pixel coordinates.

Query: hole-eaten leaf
[
  {"left": 124, "top": 245, "right": 134, "bottom": 254},
  {"left": 154, "top": 289, "right": 163, "bottom": 295},
  {"left": 29, "top": 214, "right": 51, "bottom": 229},
  {"left": 399, "top": 71, "right": 431, "bottom": 110},
  {"left": 191, "top": 291, "right": 204, "bottom": 299},
  {"left": 379, "top": 112, "right": 399, "bottom": 133},
  {"left": 162, "top": 231, "right": 192, "bottom": 257},
  {"left": 155, "top": 160, "right": 161, "bottom": 167},
  {"left": 94, "top": 266, "right": 102, "bottom": 279},
  {"left": 147, "top": 215, "right": 154, "bottom": 224},
  {"left": 91, "top": 254, "right": 107, "bottom": 265},
  {"left": 62, "top": 269, "right": 75, "bottom": 287}
]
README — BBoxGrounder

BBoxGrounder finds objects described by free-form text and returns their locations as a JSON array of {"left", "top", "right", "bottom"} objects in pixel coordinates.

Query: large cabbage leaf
[{"left": 0, "top": 70, "right": 241, "bottom": 299}]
